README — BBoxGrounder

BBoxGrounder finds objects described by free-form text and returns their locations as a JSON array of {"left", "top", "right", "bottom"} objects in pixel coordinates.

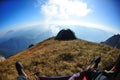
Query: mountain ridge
[
  {"left": 101, "top": 34, "right": 120, "bottom": 49},
  {"left": 0, "top": 28, "right": 53, "bottom": 58}
]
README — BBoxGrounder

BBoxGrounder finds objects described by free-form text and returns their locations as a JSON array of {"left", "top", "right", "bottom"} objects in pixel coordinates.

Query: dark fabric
[
  {"left": 87, "top": 70, "right": 99, "bottom": 80},
  {"left": 85, "top": 68, "right": 102, "bottom": 80},
  {"left": 113, "top": 55, "right": 120, "bottom": 77},
  {"left": 114, "top": 55, "right": 120, "bottom": 70},
  {"left": 77, "top": 71, "right": 88, "bottom": 80}
]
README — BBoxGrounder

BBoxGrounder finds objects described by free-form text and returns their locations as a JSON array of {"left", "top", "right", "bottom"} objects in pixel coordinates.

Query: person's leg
[
  {"left": 15, "top": 62, "right": 28, "bottom": 80},
  {"left": 99, "top": 75, "right": 107, "bottom": 80},
  {"left": 68, "top": 72, "right": 80, "bottom": 80},
  {"left": 87, "top": 56, "right": 101, "bottom": 70},
  {"left": 95, "top": 73, "right": 108, "bottom": 80}
]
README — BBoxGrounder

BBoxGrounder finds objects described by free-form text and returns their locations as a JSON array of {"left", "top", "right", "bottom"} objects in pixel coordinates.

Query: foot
[
  {"left": 15, "top": 61, "right": 27, "bottom": 77},
  {"left": 87, "top": 56, "right": 101, "bottom": 70}
]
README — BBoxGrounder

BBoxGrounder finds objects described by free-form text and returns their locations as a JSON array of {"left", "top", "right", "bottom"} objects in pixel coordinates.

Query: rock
[
  {"left": 0, "top": 55, "right": 6, "bottom": 62},
  {"left": 55, "top": 29, "right": 77, "bottom": 40}
]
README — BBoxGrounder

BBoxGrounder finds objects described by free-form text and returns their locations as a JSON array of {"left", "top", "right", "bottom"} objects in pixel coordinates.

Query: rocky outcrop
[
  {"left": 0, "top": 55, "right": 5, "bottom": 62},
  {"left": 28, "top": 44, "right": 34, "bottom": 48},
  {"left": 55, "top": 29, "right": 77, "bottom": 40}
]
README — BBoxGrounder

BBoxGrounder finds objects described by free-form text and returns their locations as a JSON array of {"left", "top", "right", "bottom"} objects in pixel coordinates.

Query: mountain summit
[
  {"left": 101, "top": 34, "right": 120, "bottom": 49},
  {"left": 55, "top": 29, "right": 77, "bottom": 40}
]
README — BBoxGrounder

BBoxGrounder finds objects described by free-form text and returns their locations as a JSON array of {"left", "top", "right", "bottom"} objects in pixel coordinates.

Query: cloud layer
[
  {"left": 41, "top": 0, "right": 91, "bottom": 20},
  {"left": 38, "top": 0, "right": 120, "bottom": 34}
]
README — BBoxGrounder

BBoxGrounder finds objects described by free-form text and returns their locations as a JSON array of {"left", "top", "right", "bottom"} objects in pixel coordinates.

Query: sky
[{"left": 0, "top": 0, "right": 120, "bottom": 42}]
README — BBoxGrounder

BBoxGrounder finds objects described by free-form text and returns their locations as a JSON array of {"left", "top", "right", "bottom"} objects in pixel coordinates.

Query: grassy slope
[{"left": 0, "top": 38, "right": 120, "bottom": 80}]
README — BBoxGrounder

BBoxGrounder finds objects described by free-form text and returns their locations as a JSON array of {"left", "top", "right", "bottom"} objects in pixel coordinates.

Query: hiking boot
[
  {"left": 88, "top": 56, "right": 101, "bottom": 69},
  {"left": 15, "top": 61, "right": 24, "bottom": 75},
  {"left": 91, "top": 56, "right": 101, "bottom": 65}
]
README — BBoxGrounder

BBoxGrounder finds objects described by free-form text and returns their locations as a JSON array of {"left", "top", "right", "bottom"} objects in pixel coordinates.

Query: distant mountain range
[
  {"left": 0, "top": 26, "right": 119, "bottom": 58},
  {"left": 0, "top": 27, "right": 53, "bottom": 58},
  {"left": 101, "top": 34, "right": 120, "bottom": 49},
  {"left": 0, "top": 37, "right": 35, "bottom": 57}
]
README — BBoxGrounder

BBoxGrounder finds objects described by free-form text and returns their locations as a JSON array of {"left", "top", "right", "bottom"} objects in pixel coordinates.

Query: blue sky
[
  {"left": 0, "top": 0, "right": 120, "bottom": 42},
  {"left": 0, "top": 0, "right": 42, "bottom": 29}
]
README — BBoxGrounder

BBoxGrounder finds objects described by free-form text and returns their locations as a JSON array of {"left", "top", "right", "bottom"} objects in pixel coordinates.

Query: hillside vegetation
[{"left": 0, "top": 38, "right": 120, "bottom": 80}]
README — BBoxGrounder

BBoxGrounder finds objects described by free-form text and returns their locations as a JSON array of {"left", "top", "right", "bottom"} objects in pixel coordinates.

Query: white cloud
[
  {"left": 49, "top": 24, "right": 60, "bottom": 35},
  {"left": 32, "top": 0, "right": 120, "bottom": 35},
  {"left": 43, "top": 20, "right": 120, "bottom": 33},
  {"left": 41, "top": 0, "right": 91, "bottom": 20}
]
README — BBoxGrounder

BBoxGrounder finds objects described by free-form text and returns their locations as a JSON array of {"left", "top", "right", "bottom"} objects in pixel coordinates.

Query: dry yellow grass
[{"left": 0, "top": 37, "right": 120, "bottom": 80}]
